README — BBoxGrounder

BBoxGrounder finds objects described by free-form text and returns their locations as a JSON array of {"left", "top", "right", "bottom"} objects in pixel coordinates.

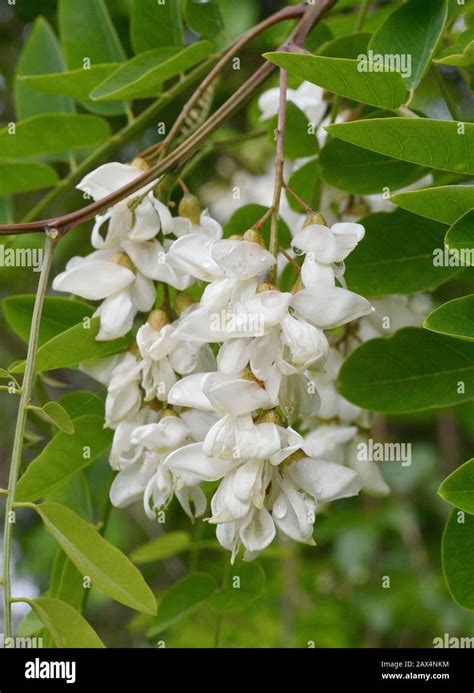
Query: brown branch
[{"left": 0, "top": 0, "right": 337, "bottom": 238}]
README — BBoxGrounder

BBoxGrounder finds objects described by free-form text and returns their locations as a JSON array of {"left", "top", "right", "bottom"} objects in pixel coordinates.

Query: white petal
[
  {"left": 167, "top": 373, "right": 214, "bottom": 411},
  {"left": 301, "top": 256, "right": 335, "bottom": 288},
  {"left": 288, "top": 458, "right": 362, "bottom": 501},
  {"left": 303, "top": 424, "right": 357, "bottom": 458},
  {"left": 130, "top": 273, "right": 156, "bottom": 313},
  {"left": 94, "top": 289, "right": 135, "bottom": 340},
  {"left": 176, "top": 485, "right": 207, "bottom": 519},
  {"left": 132, "top": 417, "right": 189, "bottom": 451},
  {"left": 53, "top": 261, "right": 134, "bottom": 300},
  {"left": 77, "top": 163, "right": 142, "bottom": 200},
  {"left": 165, "top": 442, "right": 237, "bottom": 482},
  {"left": 217, "top": 339, "right": 251, "bottom": 375},
  {"left": 240, "top": 507, "right": 275, "bottom": 553},
  {"left": 203, "top": 373, "right": 271, "bottom": 416},
  {"left": 211, "top": 239, "right": 275, "bottom": 280},
  {"left": 291, "top": 285, "right": 373, "bottom": 328},
  {"left": 167, "top": 234, "right": 222, "bottom": 281}
]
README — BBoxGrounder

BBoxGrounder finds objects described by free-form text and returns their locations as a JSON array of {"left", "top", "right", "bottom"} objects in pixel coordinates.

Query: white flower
[
  {"left": 105, "top": 351, "right": 142, "bottom": 428},
  {"left": 134, "top": 414, "right": 208, "bottom": 520},
  {"left": 108, "top": 407, "right": 160, "bottom": 508},
  {"left": 358, "top": 294, "right": 433, "bottom": 342},
  {"left": 273, "top": 456, "right": 361, "bottom": 545}
]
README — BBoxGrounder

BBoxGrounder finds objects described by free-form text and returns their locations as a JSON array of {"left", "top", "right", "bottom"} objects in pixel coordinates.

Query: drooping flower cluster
[{"left": 52, "top": 154, "right": 426, "bottom": 562}]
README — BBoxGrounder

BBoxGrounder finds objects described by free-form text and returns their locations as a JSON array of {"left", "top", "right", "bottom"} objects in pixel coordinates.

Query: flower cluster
[{"left": 53, "top": 154, "right": 422, "bottom": 562}]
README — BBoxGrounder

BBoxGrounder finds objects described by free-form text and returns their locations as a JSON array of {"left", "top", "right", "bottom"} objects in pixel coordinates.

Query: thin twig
[
  {"left": 0, "top": 1, "right": 337, "bottom": 238},
  {"left": 268, "top": 68, "right": 288, "bottom": 280},
  {"left": 2, "top": 235, "right": 55, "bottom": 639}
]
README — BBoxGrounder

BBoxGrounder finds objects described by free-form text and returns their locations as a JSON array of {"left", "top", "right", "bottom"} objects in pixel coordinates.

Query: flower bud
[
  {"left": 282, "top": 449, "right": 307, "bottom": 467},
  {"left": 344, "top": 200, "right": 371, "bottom": 218},
  {"left": 243, "top": 228, "right": 265, "bottom": 247},
  {"left": 161, "top": 407, "right": 178, "bottom": 418},
  {"left": 240, "top": 367, "right": 265, "bottom": 387},
  {"left": 147, "top": 398, "right": 163, "bottom": 412},
  {"left": 291, "top": 277, "right": 304, "bottom": 294},
  {"left": 178, "top": 193, "right": 201, "bottom": 224},
  {"left": 174, "top": 291, "right": 195, "bottom": 316},
  {"left": 256, "top": 282, "right": 278, "bottom": 293},
  {"left": 303, "top": 211, "right": 327, "bottom": 228},
  {"left": 228, "top": 234, "right": 242, "bottom": 240},
  {"left": 131, "top": 157, "right": 150, "bottom": 172},
  {"left": 128, "top": 342, "right": 140, "bottom": 358},
  {"left": 147, "top": 308, "right": 171, "bottom": 332},
  {"left": 111, "top": 251, "right": 135, "bottom": 272},
  {"left": 255, "top": 409, "right": 285, "bottom": 426}
]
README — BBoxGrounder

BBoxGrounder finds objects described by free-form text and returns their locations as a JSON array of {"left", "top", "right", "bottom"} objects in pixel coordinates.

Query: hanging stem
[
  {"left": 160, "top": 3, "right": 307, "bottom": 158},
  {"left": 268, "top": 68, "right": 288, "bottom": 281},
  {"left": 0, "top": 0, "right": 337, "bottom": 238},
  {"left": 2, "top": 233, "right": 56, "bottom": 638}
]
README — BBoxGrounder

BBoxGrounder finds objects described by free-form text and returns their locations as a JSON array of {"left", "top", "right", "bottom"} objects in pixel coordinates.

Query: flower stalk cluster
[{"left": 50, "top": 157, "right": 380, "bottom": 561}]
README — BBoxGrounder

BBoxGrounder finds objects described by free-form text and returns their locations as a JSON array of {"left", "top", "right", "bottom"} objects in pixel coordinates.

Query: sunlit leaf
[
  {"left": 0, "top": 114, "right": 110, "bottom": 158},
  {"left": 439, "top": 459, "right": 474, "bottom": 514},
  {"left": 37, "top": 502, "right": 157, "bottom": 614},
  {"left": 16, "top": 415, "right": 112, "bottom": 501},
  {"left": 26, "top": 597, "right": 105, "bottom": 647},
  {"left": 91, "top": 42, "right": 213, "bottom": 101},
  {"left": 264, "top": 53, "right": 407, "bottom": 110}
]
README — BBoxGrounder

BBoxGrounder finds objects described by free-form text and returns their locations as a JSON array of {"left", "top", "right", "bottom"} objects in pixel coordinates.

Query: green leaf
[
  {"left": 11, "top": 318, "right": 130, "bottom": 374},
  {"left": 326, "top": 119, "right": 474, "bottom": 176},
  {"left": 131, "top": 532, "right": 192, "bottom": 564},
  {"left": 318, "top": 32, "right": 371, "bottom": 59},
  {"left": 445, "top": 209, "right": 474, "bottom": 263},
  {"left": 286, "top": 159, "right": 321, "bottom": 213},
  {"left": 391, "top": 186, "right": 474, "bottom": 225},
  {"left": 344, "top": 209, "right": 459, "bottom": 296},
  {"left": 424, "top": 296, "right": 474, "bottom": 342},
  {"left": 0, "top": 114, "right": 110, "bottom": 158},
  {"left": 131, "top": 0, "right": 183, "bottom": 53},
  {"left": 337, "top": 327, "right": 474, "bottom": 413},
  {"left": 264, "top": 53, "right": 407, "bottom": 110},
  {"left": 224, "top": 204, "right": 292, "bottom": 248},
  {"left": 439, "top": 459, "right": 474, "bottom": 514},
  {"left": 58, "top": 0, "right": 127, "bottom": 116},
  {"left": 185, "top": 0, "right": 224, "bottom": 39},
  {"left": 369, "top": 0, "right": 447, "bottom": 90},
  {"left": 49, "top": 551, "right": 85, "bottom": 610},
  {"left": 30, "top": 401, "right": 75, "bottom": 435},
  {"left": 36, "top": 502, "right": 157, "bottom": 615},
  {"left": 148, "top": 573, "right": 217, "bottom": 637},
  {"left": 46, "top": 473, "right": 93, "bottom": 522},
  {"left": 91, "top": 42, "right": 213, "bottom": 101},
  {"left": 15, "top": 17, "right": 73, "bottom": 120},
  {"left": 326, "top": 3, "right": 397, "bottom": 38},
  {"left": 435, "top": 28, "right": 474, "bottom": 67},
  {"left": 57, "top": 390, "right": 104, "bottom": 419},
  {"left": 442, "top": 509, "right": 474, "bottom": 610},
  {"left": 208, "top": 561, "right": 265, "bottom": 612},
  {"left": 320, "top": 138, "right": 428, "bottom": 195},
  {"left": 16, "top": 415, "right": 112, "bottom": 501},
  {"left": 3, "top": 295, "right": 94, "bottom": 347},
  {"left": 19, "top": 65, "right": 120, "bottom": 100},
  {"left": 0, "top": 160, "right": 58, "bottom": 195},
  {"left": 266, "top": 102, "right": 318, "bottom": 159},
  {"left": 26, "top": 597, "right": 105, "bottom": 647}
]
